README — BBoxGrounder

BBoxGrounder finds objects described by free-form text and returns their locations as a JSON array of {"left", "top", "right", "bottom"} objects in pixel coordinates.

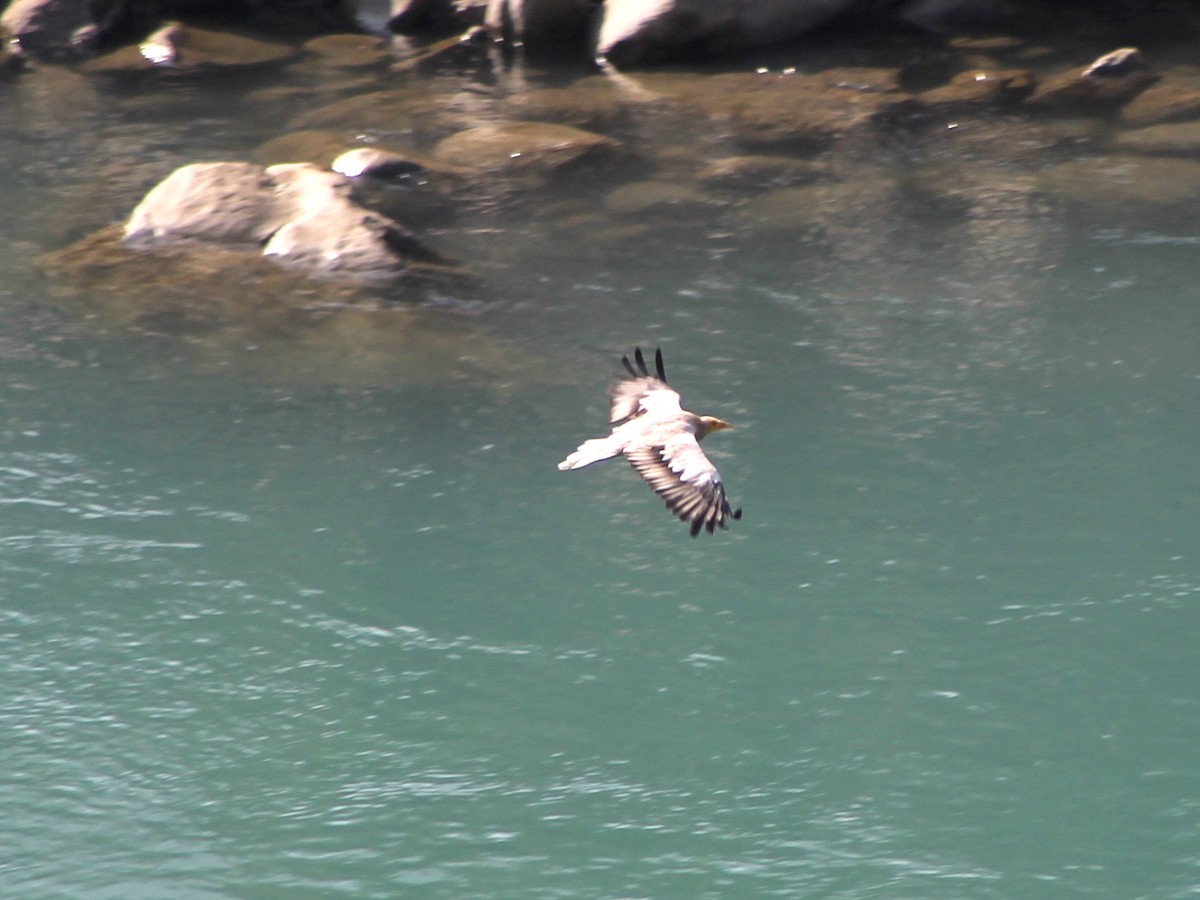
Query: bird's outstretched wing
[
  {"left": 625, "top": 432, "right": 743, "bottom": 537},
  {"left": 610, "top": 347, "right": 679, "bottom": 425}
]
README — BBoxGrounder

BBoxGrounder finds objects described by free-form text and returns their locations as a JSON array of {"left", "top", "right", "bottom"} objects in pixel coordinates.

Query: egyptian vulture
[{"left": 558, "top": 347, "right": 742, "bottom": 536}]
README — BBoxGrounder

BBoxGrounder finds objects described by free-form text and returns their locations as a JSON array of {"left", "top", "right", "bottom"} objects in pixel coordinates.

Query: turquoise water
[{"left": 3, "top": 45, "right": 1200, "bottom": 900}]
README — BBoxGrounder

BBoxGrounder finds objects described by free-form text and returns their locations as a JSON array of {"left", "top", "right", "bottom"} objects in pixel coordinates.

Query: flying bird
[{"left": 558, "top": 347, "right": 742, "bottom": 536}]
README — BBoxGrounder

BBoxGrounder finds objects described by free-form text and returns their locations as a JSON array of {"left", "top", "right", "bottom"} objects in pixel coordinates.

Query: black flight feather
[
  {"left": 621, "top": 354, "right": 638, "bottom": 379},
  {"left": 634, "top": 347, "right": 648, "bottom": 376}
]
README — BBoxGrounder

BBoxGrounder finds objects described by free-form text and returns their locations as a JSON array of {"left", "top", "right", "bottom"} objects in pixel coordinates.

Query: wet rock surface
[
  {"left": 37, "top": 224, "right": 509, "bottom": 386},
  {"left": 432, "top": 121, "right": 623, "bottom": 175},
  {"left": 1026, "top": 47, "right": 1160, "bottom": 114},
  {"left": 1121, "top": 73, "right": 1200, "bottom": 126},
  {"left": 82, "top": 22, "right": 299, "bottom": 76}
]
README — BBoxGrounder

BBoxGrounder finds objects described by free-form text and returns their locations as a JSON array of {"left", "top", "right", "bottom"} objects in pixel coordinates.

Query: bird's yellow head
[{"left": 700, "top": 416, "right": 733, "bottom": 435}]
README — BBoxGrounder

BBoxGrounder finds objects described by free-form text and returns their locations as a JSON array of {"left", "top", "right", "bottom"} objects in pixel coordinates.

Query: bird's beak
[{"left": 709, "top": 418, "right": 733, "bottom": 431}]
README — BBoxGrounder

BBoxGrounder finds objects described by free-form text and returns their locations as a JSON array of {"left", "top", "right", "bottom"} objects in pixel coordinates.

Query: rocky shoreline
[{"left": 8, "top": 0, "right": 1200, "bottom": 377}]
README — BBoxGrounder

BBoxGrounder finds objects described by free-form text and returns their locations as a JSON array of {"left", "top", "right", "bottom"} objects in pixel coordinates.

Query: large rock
[
  {"left": 0, "top": 0, "right": 114, "bottom": 58},
  {"left": 595, "top": 0, "right": 860, "bottom": 67},
  {"left": 125, "top": 161, "right": 442, "bottom": 278},
  {"left": 126, "top": 162, "right": 281, "bottom": 245},
  {"left": 1026, "top": 48, "right": 1160, "bottom": 115},
  {"left": 263, "top": 163, "right": 440, "bottom": 271}
]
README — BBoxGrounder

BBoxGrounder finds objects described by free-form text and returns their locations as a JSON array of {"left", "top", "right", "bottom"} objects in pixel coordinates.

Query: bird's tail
[{"left": 558, "top": 436, "right": 622, "bottom": 470}]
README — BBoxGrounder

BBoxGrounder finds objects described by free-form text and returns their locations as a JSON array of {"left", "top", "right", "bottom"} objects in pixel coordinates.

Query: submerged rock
[
  {"left": 603, "top": 180, "right": 707, "bottom": 215},
  {"left": 651, "top": 70, "right": 898, "bottom": 150},
  {"left": 696, "top": 155, "right": 827, "bottom": 190},
  {"left": 433, "top": 120, "right": 622, "bottom": 174},
  {"left": 1112, "top": 122, "right": 1200, "bottom": 156},
  {"left": 503, "top": 82, "right": 640, "bottom": 133},
  {"left": 254, "top": 130, "right": 359, "bottom": 168},
  {"left": 1121, "top": 74, "right": 1200, "bottom": 127},
  {"left": 42, "top": 224, "right": 358, "bottom": 335},
  {"left": 301, "top": 33, "right": 390, "bottom": 70},
  {"left": 38, "top": 225, "right": 509, "bottom": 388},
  {"left": 83, "top": 23, "right": 298, "bottom": 76},
  {"left": 917, "top": 68, "right": 1036, "bottom": 110},
  {"left": 739, "top": 178, "right": 894, "bottom": 238},
  {"left": 1041, "top": 154, "right": 1200, "bottom": 218},
  {"left": 289, "top": 88, "right": 475, "bottom": 145}
]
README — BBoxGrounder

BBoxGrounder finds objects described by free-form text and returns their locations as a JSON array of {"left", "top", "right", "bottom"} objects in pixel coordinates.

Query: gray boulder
[
  {"left": 595, "top": 0, "right": 861, "bottom": 67},
  {"left": 125, "top": 162, "right": 279, "bottom": 245},
  {"left": 262, "top": 163, "right": 439, "bottom": 273},
  {"left": 125, "top": 161, "right": 441, "bottom": 278}
]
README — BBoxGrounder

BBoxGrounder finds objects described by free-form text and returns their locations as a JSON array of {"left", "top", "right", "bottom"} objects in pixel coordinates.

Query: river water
[{"left": 2, "top": 27, "right": 1199, "bottom": 899}]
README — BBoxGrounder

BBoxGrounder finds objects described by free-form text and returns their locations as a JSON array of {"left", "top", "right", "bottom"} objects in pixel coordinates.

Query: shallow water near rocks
[{"left": 3, "top": 31, "right": 1200, "bottom": 898}]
